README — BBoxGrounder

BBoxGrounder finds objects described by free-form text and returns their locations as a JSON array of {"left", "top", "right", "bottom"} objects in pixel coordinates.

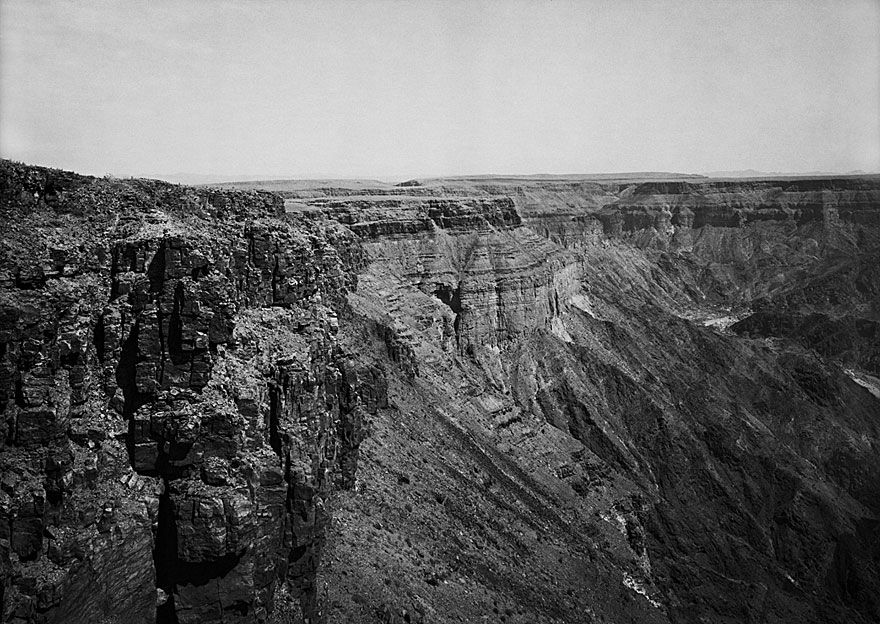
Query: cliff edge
[{"left": 2, "top": 163, "right": 880, "bottom": 624}]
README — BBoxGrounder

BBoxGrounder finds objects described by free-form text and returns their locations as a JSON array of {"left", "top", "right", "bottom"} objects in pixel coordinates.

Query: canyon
[{"left": 1, "top": 160, "right": 879, "bottom": 624}]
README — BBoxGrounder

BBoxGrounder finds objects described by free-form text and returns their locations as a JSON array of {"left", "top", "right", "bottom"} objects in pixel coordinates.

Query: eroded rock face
[
  {"left": 2, "top": 163, "right": 880, "bottom": 624},
  {"left": 0, "top": 161, "right": 381, "bottom": 624},
  {"left": 285, "top": 175, "right": 880, "bottom": 624},
  {"left": 294, "top": 196, "right": 580, "bottom": 356}
]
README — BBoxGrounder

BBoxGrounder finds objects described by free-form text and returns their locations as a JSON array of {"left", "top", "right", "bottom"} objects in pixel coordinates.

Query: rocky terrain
[{"left": 1, "top": 161, "right": 879, "bottom": 624}]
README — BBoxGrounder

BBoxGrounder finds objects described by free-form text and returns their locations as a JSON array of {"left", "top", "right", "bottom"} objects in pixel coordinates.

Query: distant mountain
[
  {"left": 703, "top": 168, "right": 879, "bottom": 178},
  {"left": 138, "top": 170, "right": 880, "bottom": 186},
  {"left": 430, "top": 171, "right": 708, "bottom": 181},
  {"left": 142, "top": 173, "right": 283, "bottom": 185},
  {"left": 148, "top": 171, "right": 720, "bottom": 186}
]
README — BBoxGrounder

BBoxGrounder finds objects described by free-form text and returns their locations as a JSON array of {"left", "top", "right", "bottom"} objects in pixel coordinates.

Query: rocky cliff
[
  {"left": 0, "top": 161, "right": 381, "bottom": 623},
  {"left": 2, "top": 163, "right": 879, "bottom": 624},
  {"left": 290, "top": 175, "right": 880, "bottom": 624}
]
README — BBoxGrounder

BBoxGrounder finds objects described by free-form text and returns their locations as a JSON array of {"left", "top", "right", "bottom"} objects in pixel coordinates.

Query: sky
[{"left": 1, "top": 0, "right": 878, "bottom": 179}]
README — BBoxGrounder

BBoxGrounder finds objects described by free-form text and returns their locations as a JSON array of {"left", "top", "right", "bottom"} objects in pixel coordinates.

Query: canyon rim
[{"left": 1, "top": 163, "right": 879, "bottom": 623}]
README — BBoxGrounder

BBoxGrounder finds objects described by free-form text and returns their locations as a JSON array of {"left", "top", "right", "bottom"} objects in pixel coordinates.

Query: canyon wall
[
  {"left": 291, "top": 175, "right": 880, "bottom": 624},
  {"left": 0, "top": 161, "right": 383, "bottom": 624},
  {"left": 2, "top": 163, "right": 880, "bottom": 624}
]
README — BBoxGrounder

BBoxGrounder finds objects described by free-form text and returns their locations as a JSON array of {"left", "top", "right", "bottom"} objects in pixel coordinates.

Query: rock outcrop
[
  {"left": 2, "top": 163, "right": 880, "bottom": 624},
  {"left": 290, "top": 174, "right": 880, "bottom": 624},
  {"left": 0, "top": 161, "right": 380, "bottom": 624},
  {"left": 291, "top": 196, "right": 579, "bottom": 357}
]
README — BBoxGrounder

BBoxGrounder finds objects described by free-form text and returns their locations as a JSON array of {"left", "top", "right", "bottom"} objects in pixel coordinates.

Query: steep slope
[
  {"left": 0, "top": 162, "right": 377, "bottom": 624},
  {"left": 291, "top": 176, "right": 880, "bottom": 623},
  {"left": 2, "top": 164, "right": 879, "bottom": 624}
]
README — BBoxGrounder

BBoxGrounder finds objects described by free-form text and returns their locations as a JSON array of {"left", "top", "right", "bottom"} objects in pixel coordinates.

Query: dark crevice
[
  {"left": 336, "top": 364, "right": 364, "bottom": 490},
  {"left": 147, "top": 241, "right": 167, "bottom": 294},
  {"left": 290, "top": 545, "right": 308, "bottom": 562},
  {"left": 191, "top": 265, "right": 209, "bottom": 280},
  {"left": 14, "top": 269, "right": 43, "bottom": 290},
  {"left": 43, "top": 179, "right": 58, "bottom": 202},
  {"left": 155, "top": 479, "right": 179, "bottom": 624},
  {"left": 173, "top": 550, "right": 244, "bottom": 587},
  {"left": 110, "top": 247, "right": 122, "bottom": 299},
  {"left": 283, "top": 447, "right": 292, "bottom": 483},
  {"left": 434, "top": 282, "right": 463, "bottom": 346},
  {"left": 153, "top": 484, "right": 245, "bottom": 620},
  {"left": 116, "top": 320, "right": 157, "bottom": 474},
  {"left": 137, "top": 437, "right": 191, "bottom": 481},
  {"left": 127, "top": 247, "right": 138, "bottom": 272},
  {"left": 286, "top": 481, "right": 326, "bottom": 623},
  {"left": 110, "top": 245, "right": 121, "bottom": 275},
  {"left": 168, "top": 282, "right": 185, "bottom": 365},
  {"left": 154, "top": 481, "right": 244, "bottom": 620},
  {"left": 14, "top": 378, "right": 26, "bottom": 408},
  {"left": 116, "top": 320, "right": 144, "bottom": 419},
  {"left": 269, "top": 382, "right": 282, "bottom": 457},
  {"left": 45, "top": 485, "right": 63, "bottom": 506}
]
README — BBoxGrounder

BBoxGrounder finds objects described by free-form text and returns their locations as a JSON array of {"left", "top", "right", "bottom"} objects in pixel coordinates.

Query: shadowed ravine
[{"left": 1, "top": 161, "right": 879, "bottom": 623}]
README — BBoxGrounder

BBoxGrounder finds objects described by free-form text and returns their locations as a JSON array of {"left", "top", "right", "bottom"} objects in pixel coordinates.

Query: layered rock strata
[
  {"left": 291, "top": 175, "right": 880, "bottom": 624},
  {"left": 0, "top": 161, "right": 380, "bottom": 624},
  {"left": 2, "top": 163, "right": 880, "bottom": 624},
  {"left": 289, "top": 197, "right": 580, "bottom": 355}
]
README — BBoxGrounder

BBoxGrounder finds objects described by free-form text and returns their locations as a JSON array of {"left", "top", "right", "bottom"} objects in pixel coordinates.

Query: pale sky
[{"left": 1, "top": 0, "right": 878, "bottom": 178}]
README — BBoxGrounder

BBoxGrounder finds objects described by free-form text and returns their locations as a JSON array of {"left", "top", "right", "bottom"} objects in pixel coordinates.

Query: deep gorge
[{"left": 2, "top": 161, "right": 879, "bottom": 623}]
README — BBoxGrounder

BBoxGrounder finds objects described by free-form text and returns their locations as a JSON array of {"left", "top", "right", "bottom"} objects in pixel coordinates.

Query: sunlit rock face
[
  {"left": 2, "top": 162, "right": 880, "bottom": 624},
  {"left": 289, "top": 175, "right": 880, "bottom": 624},
  {"left": 301, "top": 196, "right": 579, "bottom": 352}
]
